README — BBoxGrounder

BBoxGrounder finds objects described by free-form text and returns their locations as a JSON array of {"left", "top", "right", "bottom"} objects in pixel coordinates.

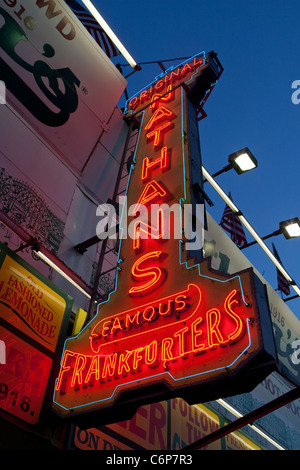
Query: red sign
[
  {"left": 53, "top": 53, "right": 275, "bottom": 423},
  {"left": 0, "top": 326, "right": 52, "bottom": 425},
  {"left": 126, "top": 55, "right": 205, "bottom": 114},
  {"left": 0, "top": 243, "right": 73, "bottom": 425}
]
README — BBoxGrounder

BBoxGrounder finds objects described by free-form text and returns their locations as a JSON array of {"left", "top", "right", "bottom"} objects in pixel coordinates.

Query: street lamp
[
  {"left": 240, "top": 218, "right": 300, "bottom": 249},
  {"left": 228, "top": 148, "right": 258, "bottom": 175},
  {"left": 202, "top": 166, "right": 300, "bottom": 298},
  {"left": 280, "top": 218, "right": 300, "bottom": 239},
  {"left": 203, "top": 147, "right": 258, "bottom": 181}
]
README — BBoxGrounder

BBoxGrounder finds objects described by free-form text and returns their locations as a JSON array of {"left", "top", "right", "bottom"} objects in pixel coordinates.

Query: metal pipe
[
  {"left": 183, "top": 387, "right": 300, "bottom": 450},
  {"left": 240, "top": 229, "right": 281, "bottom": 249}
]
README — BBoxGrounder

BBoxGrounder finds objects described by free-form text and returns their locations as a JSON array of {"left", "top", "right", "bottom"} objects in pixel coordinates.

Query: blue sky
[{"left": 94, "top": 0, "right": 300, "bottom": 315}]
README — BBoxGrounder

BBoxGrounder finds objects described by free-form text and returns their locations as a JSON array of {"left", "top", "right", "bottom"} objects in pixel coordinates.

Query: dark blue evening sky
[{"left": 94, "top": 0, "right": 300, "bottom": 315}]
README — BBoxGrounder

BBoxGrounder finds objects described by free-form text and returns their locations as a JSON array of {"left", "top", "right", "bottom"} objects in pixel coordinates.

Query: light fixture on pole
[
  {"left": 202, "top": 166, "right": 300, "bottom": 298},
  {"left": 280, "top": 218, "right": 300, "bottom": 239},
  {"left": 203, "top": 147, "right": 258, "bottom": 181},
  {"left": 31, "top": 245, "right": 92, "bottom": 300},
  {"left": 228, "top": 147, "right": 258, "bottom": 174},
  {"left": 240, "top": 217, "right": 300, "bottom": 249}
]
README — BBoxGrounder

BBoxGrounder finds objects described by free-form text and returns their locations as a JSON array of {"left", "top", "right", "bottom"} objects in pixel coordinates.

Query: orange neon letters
[
  {"left": 126, "top": 56, "right": 205, "bottom": 112},
  {"left": 141, "top": 147, "right": 171, "bottom": 182},
  {"left": 207, "top": 309, "right": 224, "bottom": 347},
  {"left": 146, "top": 122, "right": 174, "bottom": 150},
  {"left": 144, "top": 106, "right": 176, "bottom": 133},
  {"left": 54, "top": 55, "right": 260, "bottom": 415},
  {"left": 129, "top": 251, "right": 167, "bottom": 297},
  {"left": 133, "top": 209, "right": 165, "bottom": 252},
  {"left": 150, "top": 85, "right": 175, "bottom": 110},
  {"left": 225, "top": 289, "right": 245, "bottom": 341},
  {"left": 55, "top": 286, "right": 249, "bottom": 393},
  {"left": 133, "top": 180, "right": 172, "bottom": 215}
]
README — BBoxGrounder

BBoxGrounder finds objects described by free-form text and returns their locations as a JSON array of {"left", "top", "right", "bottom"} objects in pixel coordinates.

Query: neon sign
[
  {"left": 56, "top": 285, "right": 250, "bottom": 391},
  {"left": 126, "top": 56, "right": 205, "bottom": 113},
  {"left": 53, "top": 52, "right": 275, "bottom": 423}
]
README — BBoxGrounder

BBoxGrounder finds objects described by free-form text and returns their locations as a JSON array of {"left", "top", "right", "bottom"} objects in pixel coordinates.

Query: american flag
[
  {"left": 272, "top": 243, "right": 290, "bottom": 296},
  {"left": 65, "top": 0, "right": 120, "bottom": 58},
  {"left": 220, "top": 194, "right": 247, "bottom": 247}
]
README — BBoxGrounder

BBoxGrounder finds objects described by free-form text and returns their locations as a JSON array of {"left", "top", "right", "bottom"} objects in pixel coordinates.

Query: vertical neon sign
[{"left": 53, "top": 53, "right": 274, "bottom": 422}]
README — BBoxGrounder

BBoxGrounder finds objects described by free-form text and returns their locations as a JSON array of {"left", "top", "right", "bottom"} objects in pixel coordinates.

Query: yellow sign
[
  {"left": 0, "top": 247, "right": 67, "bottom": 353},
  {"left": 0, "top": 242, "right": 72, "bottom": 425},
  {"left": 70, "top": 400, "right": 264, "bottom": 450}
]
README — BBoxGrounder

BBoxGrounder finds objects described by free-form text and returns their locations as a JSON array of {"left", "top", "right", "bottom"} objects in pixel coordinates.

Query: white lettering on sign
[{"left": 2, "top": 0, "right": 76, "bottom": 39}]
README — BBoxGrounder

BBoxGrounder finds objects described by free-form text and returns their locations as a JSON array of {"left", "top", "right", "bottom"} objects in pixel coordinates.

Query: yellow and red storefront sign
[
  {"left": 0, "top": 243, "right": 72, "bottom": 425},
  {"left": 70, "top": 400, "right": 264, "bottom": 450},
  {"left": 53, "top": 53, "right": 276, "bottom": 424},
  {"left": 0, "top": 254, "right": 67, "bottom": 353}
]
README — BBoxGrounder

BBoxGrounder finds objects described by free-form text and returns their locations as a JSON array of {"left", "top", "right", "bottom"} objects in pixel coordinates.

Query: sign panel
[
  {"left": 0, "top": 242, "right": 72, "bottom": 425},
  {"left": 53, "top": 53, "right": 276, "bottom": 424},
  {"left": 0, "top": 246, "right": 68, "bottom": 353},
  {"left": 69, "top": 400, "right": 264, "bottom": 450},
  {"left": 226, "top": 372, "right": 300, "bottom": 450},
  {"left": 0, "top": 0, "right": 127, "bottom": 172},
  {"left": 203, "top": 213, "right": 300, "bottom": 389},
  {"left": 0, "top": 326, "right": 52, "bottom": 424}
]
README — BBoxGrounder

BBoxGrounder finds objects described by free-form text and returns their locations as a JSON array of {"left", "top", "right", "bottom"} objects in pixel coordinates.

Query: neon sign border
[
  {"left": 124, "top": 51, "right": 208, "bottom": 115},
  {"left": 53, "top": 319, "right": 252, "bottom": 412},
  {"left": 53, "top": 81, "right": 252, "bottom": 413}
]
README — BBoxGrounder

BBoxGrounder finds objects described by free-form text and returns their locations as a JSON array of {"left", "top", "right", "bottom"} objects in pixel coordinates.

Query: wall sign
[
  {"left": 0, "top": 242, "right": 72, "bottom": 425},
  {"left": 0, "top": 0, "right": 126, "bottom": 171},
  {"left": 53, "top": 53, "right": 276, "bottom": 425},
  {"left": 70, "top": 399, "right": 264, "bottom": 450},
  {"left": 0, "top": 326, "right": 52, "bottom": 425}
]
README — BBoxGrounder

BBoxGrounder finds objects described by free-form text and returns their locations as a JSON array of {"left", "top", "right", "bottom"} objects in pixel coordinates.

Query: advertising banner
[
  {"left": 202, "top": 213, "right": 300, "bottom": 449},
  {"left": 0, "top": 248, "right": 68, "bottom": 353},
  {"left": 0, "top": 0, "right": 127, "bottom": 172},
  {"left": 0, "top": 242, "right": 72, "bottom": 425},
  {"left": 0, "top": 326, "right": 52, "bottom": 424},
  {"left": 226, "top": 372, "right": 300, "bottom": 450},
  {"left": 203, "top": 213, "right": 300, "bottom": 388},
  {"left": 69, "top": 399, "right": 264, "bottom": 450}
]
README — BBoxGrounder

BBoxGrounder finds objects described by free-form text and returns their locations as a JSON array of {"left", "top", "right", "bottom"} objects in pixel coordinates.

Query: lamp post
[
  {"left": 202, "top": 166, "right": 300, "bottom": 298},
  {"left": 240, "top": 218, "right": 300, "bottom": 249},
  {"left": 280, "top": 218, "right": 300, "bottom": 239},
  {"left": 203, "top": 147, "right": 258, "bottom": 181}
]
